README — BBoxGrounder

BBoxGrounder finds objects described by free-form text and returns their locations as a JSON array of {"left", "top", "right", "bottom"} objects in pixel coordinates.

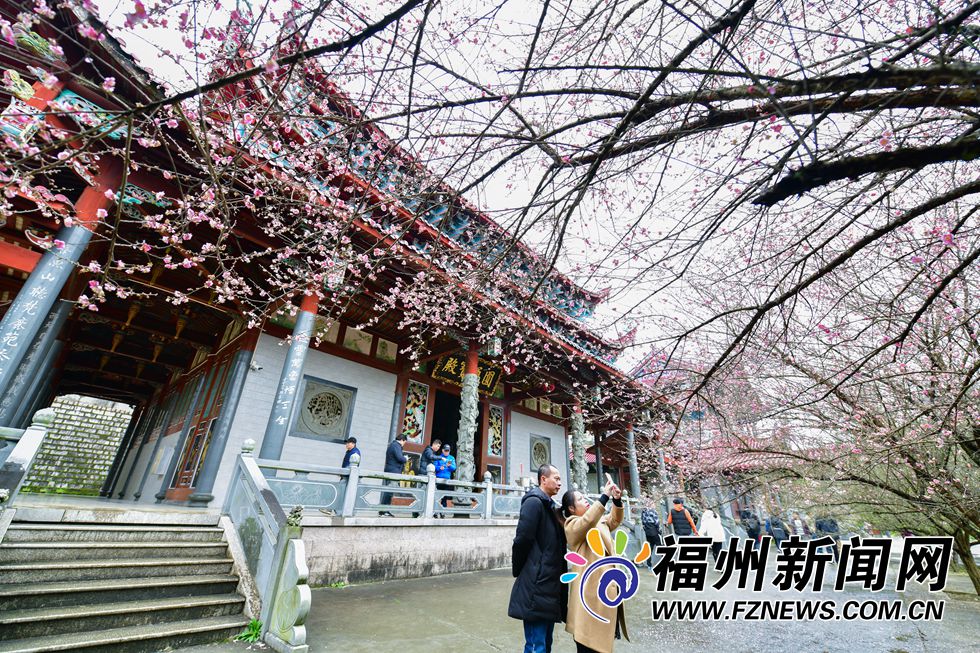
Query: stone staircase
[{"left": 0, "top": 509, "right": 249, "bottom": 652}]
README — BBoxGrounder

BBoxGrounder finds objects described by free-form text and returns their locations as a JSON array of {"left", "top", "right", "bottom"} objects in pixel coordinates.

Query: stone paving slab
[{"left": 180, "top": 567, "right": 980, "bottom": 653}]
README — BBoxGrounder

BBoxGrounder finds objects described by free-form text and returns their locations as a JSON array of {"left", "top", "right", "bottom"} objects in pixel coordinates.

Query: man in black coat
[
  {"left": 380, "top": 433, "right": 408, "bottom": 515},
  {"left": 419, "top": 438, "right": 442, "bottom": 474},
  {"left": 741, "top": 509, "right": 762, "bottom": 549},
  {"left": 815, "top": 516, "right": 841, "bottom": 563},
  {"left": 508, "top": 464, "right": 566, "bottom": 653},
  {"left": 641, "top": 504, "right": 663, "bottom": 569}
]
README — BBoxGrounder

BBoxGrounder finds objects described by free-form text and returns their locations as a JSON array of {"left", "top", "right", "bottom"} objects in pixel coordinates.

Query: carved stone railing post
[
  {"left": 423, "top": 463, "right": 436, "bottom": 519},
  {"left": 483, "top": 471, "right": 494, "bottom": 520},
  {"left": 341, "top": 457, "right": 359, "bottom": 517},
  {"left": 262, "top": 506, "right": 311, "bottom": 653},
  {"left": 0, "top": 407, "right": 55, "bottom": 507}
]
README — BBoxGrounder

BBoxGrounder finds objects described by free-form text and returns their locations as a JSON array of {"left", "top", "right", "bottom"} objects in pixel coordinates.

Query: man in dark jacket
[
  {"left": 341, "top": 437, "right": 361, "bottom": 469},
  {"left": 766, "top": 514, "right": 789, "bottom": 550},
  {"left": 508, "top": 464, "right": 566, "bottom": 653},
  {"left": 380, "top": 433, "right": 407, "bottom": 515},
  {"left": 741, "top": 509, "right": 762, "bottom": 549},
  {"left": 641, "top": 504, "right": 662, "bottom": 569},
  {"left": 814, "top": 516, "right": 841, "bottom": 562},
  {"left": 419, "top": 438, "right": 442, "bottom": 474}
]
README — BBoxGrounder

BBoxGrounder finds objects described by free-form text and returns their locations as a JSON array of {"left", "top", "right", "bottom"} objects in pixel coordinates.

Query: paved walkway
[{"left": 183, "top": 563, "right": 979, "bottom": 653}]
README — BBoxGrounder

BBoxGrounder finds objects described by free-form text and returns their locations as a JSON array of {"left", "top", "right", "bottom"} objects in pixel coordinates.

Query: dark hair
[
  {"left": 672, "top": 497, "right": 684, "bottom": 505},
  {"left": 537, "top": 464, "right": 558, "bottom": 483},
  {"left": 345, "top": 437, "right": 357, "bottom": 444},
  {"left": 430, "top": 438, "right": 442, "bottom": 447},
  {"left": 395, "top": 433, "right": 407, "bottom": 442},
  {"left": 560, "top": 490, "right": 579, "bottom": 520}
]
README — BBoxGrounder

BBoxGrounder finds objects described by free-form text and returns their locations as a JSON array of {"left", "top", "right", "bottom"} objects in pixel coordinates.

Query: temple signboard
[{"left": 432, "top": 355, "right": 501, "bottom": 396}]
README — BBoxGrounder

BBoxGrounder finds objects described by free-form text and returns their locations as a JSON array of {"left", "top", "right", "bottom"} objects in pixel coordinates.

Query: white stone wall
[
  {"left": 116, "top": 333, "right": 398, "bottom": 506},
  {"left": 207, "top": 333, "right": 398, "bottom": 507},
  {"left": 303, "top": 522, "right": 514, "bottom": 586},
  {"left": 508, "top": 411, "right": 568, "bottom": 487}
]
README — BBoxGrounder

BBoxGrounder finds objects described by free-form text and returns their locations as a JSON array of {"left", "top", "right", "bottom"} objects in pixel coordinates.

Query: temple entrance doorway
[{"left": 429, "top": 389, "right": 484, "bottom": 479}]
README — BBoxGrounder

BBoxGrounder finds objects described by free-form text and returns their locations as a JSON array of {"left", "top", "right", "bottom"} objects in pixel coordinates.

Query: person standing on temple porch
[
  {"left": 380, "top": 433, "right": 407, "bottom": 516},
  {"left": 341, "top": 437, "right": 361, "bottom": 469},
  {"left": 420, "top": 438, "right": 442, "bottom": 474},
  {"left": 434, "top": 443, "right": 457, "bottom": 517},
  {"left": 508, "top": 464, "right": 567, "bottom": 653}
]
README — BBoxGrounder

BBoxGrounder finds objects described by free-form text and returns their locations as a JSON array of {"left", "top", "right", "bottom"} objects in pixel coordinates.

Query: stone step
[
  {"left": 11, "top": 506, "right": 220, "bottom": 527},
  {"left": 0, "top": 615, "right": 248, "bottom": 653},
  {"left": 0, "top": 558, "right": 234, "bottom": 583},
  {"left": 0, "top": 594, "right": 245, "bottom": 641},
  {"left": 2, "top": 522, "right": 225, "bottom": 543},
  {"left": 0, "top": 541, "right": 229, "bottom": 562},
  {"left": 0, "top": 574, "right": 241, "bottom": 611}
]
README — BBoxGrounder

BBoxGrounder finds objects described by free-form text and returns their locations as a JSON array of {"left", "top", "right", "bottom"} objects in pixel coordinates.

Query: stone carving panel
[{"left": 292, "top": 376, "right": 355, "bottom": 442}]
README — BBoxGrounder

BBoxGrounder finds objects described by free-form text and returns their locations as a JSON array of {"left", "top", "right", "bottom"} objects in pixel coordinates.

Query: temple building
[{"left": 0, "top": 3, "right": 652, "bottom": 510}]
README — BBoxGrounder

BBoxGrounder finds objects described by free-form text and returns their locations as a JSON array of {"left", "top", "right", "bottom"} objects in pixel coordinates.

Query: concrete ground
[{"left": 182, "top": 565, "right": 979, "bottom": 653}]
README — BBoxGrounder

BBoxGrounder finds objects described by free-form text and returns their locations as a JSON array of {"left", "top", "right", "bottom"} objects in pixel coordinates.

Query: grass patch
[{"left": 233, "top": 619, "right": 262, "bottom": 643}]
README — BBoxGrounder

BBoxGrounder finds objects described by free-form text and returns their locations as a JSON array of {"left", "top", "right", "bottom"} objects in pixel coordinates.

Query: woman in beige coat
[{"left": 560, "top": 479, "right": 630, "bottom": 653}]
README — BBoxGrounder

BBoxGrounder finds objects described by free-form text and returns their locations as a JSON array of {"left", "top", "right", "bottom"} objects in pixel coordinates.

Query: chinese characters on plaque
[{"left": 430, "top": 354, "right": 501, "bottom": 395}]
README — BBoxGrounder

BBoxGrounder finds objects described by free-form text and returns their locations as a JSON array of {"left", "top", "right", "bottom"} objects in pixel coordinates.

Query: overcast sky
[{"left": 91, "top": 1, "right": 698, "bottom": 371}]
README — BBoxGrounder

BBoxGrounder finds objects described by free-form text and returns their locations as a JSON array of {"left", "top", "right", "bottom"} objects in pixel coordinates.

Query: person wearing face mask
[{"left": 560, "top": 478, "right": 630, "bottom": 653}]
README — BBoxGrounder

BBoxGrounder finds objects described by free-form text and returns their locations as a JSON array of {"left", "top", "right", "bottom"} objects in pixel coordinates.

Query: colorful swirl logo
[{"left": 561, "top": 528, "right": 650, "bottom": 623}]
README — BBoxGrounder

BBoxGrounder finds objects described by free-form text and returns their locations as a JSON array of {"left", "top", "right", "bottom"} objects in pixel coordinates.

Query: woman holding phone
[{"left": 559, "top": 475, "right": 630, "bottom": 653}]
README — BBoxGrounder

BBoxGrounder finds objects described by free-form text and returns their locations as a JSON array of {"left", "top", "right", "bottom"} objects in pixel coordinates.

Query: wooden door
[{"left": 166, "top": 352, "right": 234, "bottom": 500}]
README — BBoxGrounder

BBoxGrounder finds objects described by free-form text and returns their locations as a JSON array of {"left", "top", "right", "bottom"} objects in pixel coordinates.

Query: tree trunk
[{"left": 953, "top": 528, "right": 980, "bottom": 596}]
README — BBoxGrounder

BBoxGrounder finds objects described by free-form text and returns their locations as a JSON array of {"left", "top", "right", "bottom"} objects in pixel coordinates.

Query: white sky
[{"left": 91, "top": 0, "right": 698, "bottom": 372}]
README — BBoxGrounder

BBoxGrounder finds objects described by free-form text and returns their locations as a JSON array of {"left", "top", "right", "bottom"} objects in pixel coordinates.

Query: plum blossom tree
[
  {"left": 0, "top": 0, "right": 977, "bottom": 536},
  {"left": 0, "top": 0, "right": 652, "bottom": 427},
  {"left": 658, "top": 215, "right": 980, "bottom": 593}
]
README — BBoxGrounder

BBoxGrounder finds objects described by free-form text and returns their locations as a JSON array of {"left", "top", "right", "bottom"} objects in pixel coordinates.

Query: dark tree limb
[
  {"left": 755, "top": 138, "right": 980, "bottom": 206},
  {"left": 566, "top": 87, "right": 980, "bottom": 166}
]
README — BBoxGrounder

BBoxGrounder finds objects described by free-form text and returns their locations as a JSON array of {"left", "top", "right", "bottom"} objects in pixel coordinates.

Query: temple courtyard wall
[
  {"left": 299, "top": 516, "right": 517, "bottom": 586},
  {"left": 114, "top": 331, "right": 568, "bottom": 509}
]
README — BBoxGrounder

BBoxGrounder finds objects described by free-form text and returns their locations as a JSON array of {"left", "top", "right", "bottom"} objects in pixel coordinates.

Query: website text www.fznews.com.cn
[{"left": 651, "top": 598, "right": 945, "bottom": 622}]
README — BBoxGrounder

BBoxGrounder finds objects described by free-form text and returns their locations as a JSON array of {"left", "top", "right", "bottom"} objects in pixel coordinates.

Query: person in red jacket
[{"left": 667, "top": 497, "right": 699, "bottom": 536}]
